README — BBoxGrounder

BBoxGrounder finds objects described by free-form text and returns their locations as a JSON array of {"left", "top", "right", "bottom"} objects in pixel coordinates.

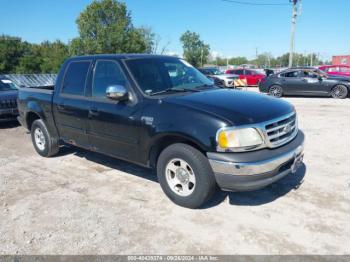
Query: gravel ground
[{"left": 0, "top": 92, "right": 350, "bottom": 255}]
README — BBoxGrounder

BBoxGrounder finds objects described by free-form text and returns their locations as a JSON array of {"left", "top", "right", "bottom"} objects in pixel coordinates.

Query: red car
[
  {"left": 318, "top": 65, "right": 350, "bottom": 77},
  {"left": 225, "top": 68, "right": 265, "bottom": 86}
]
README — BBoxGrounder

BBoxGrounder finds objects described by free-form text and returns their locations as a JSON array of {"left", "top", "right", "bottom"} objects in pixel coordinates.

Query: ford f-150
[{"left": 18, "top": 54, "right": 304, "bottom": 208}]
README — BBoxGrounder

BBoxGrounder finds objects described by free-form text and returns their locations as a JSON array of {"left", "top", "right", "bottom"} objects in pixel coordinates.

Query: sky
[{"left": 0, "top": 0, "right": 349, "bottom": 60}]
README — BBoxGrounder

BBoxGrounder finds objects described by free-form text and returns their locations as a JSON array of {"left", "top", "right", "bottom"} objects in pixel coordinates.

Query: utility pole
[
  {"left": 310, "top": 53, "right": 313, "bottom": 67},
  {"left": 288, "top": 0, "right": 299, "bottom": 68},
  {"left": 201, "top": 49, "right": 204, "bottom": 67}
]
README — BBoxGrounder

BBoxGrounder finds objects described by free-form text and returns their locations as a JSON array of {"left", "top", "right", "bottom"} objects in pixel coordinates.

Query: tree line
[
  {"left": 211, "top": 52, "right": 329, "bottom": 68},
  {"left": 0, "top": 0, "right": 329, "bottom": 74}
]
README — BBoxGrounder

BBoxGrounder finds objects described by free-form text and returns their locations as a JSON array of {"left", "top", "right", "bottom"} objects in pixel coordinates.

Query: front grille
[
  {"left": 264, "top": 113, "right": 298, "bottom": 147},
  {"left": 0, "top": 99, "right": 17, "bottom": 109}
]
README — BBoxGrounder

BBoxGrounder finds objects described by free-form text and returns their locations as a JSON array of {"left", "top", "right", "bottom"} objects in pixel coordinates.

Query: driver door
[
  {"left": 299, "top": 70, "right": 327, "bottom": 95},
  {"left": 86, "top": 59, "right": 140, "bottom": 160}
]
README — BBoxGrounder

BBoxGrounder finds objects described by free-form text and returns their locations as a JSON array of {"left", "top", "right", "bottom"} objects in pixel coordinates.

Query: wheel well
[
  {"left": 26, "top": 112, "right": 41, "bottom": 130},
  {"left": 332, "top": 83, "right": 349, "bottom": 90},
  {"left": 331, "top": 84, "right": 349, "bottom": 97},
  {"left": 149, "top": 136, "right": 205, "bottom": 168}
]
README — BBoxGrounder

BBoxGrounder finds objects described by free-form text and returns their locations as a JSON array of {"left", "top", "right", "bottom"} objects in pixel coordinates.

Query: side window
[
  {"left": 92, "top": 60, "right": 127, "bottom": 98},
  {"left": 301, "top": 70, "right": 318, "bottom": 78},
  {"left": 340, "top": 67, "right": 350, "bottom": 73},
  {"left": 233, "top": 69, "right": 243, "bottom": 75},
  {"left": 282, "top": 71, "right": 299, "bottom": 78},
  {"left": 62, "top": 61, "right": 91, "bottom": 96},
  {"left": 244, "top": 70, "right": 252, "bottom": 75}
]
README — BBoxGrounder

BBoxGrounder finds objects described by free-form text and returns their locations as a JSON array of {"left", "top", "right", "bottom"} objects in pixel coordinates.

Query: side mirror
[
  {"left": 318, "top": 75, "right": 323, "bottom": 81},
  {"left": 106, "top": 85, "right": 128, "bottom": 101}
]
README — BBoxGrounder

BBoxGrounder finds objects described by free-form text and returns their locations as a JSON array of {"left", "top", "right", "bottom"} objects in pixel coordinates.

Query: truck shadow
[
  {"left": 56, "top": 146, "right": 306, "bottom": 208},
  {"left": 0, "top": 121, "right": 20, "bottom": 129},
  {"left": 202, "top": 164, "right": 306, "bottom": 208},
  {"left": 57, "top": 146, "right": 157, "bottom": 182}
]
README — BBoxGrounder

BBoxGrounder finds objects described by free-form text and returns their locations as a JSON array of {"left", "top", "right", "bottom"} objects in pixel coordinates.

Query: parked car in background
[
  {"left": 318, "top": 65, "right": 350, "bottom": 77},
  {"left": 198, "top": 67, "right": 238, "bottom": 88},
  {"left": 225, "top": 68, "right": 265, "bottom": 86},
  {"left": 259, "top": 67, "right": 350, "bottom": 99},
  {"left": 18, "top": 54, "right": 304, "bottom": 208},
  {"left": 0, "top": 76, "right": 19, "bottom": 122}
]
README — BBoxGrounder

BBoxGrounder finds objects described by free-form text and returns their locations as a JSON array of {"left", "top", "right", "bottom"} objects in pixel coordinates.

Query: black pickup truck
[
  {"left": 0, "top": 76, "right": 19, "bottom": 122},
  {"left": 18, "top": 54, "right": 304, "bottom": 208}
]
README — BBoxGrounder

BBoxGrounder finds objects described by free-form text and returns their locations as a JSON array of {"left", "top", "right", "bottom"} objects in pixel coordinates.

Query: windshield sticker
[{"left": 1, "top": 80, "right": 12, "bottom": 84}]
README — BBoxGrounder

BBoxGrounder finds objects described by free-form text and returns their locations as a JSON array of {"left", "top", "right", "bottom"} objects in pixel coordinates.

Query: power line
[{"left": 221, "top": 0, "right": 291, "bottom": 6}]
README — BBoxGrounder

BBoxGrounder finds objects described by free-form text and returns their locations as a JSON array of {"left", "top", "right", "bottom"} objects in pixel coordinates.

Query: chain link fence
[{"left": 1, "top": 74, "right": 57, "bottom": 88}]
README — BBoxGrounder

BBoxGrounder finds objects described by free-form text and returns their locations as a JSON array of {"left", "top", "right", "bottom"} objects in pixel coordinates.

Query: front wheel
[
  {"left": 31, "top": 119, "right": 59, "bottom": 157},
  {"left": 331, "top": 85, "right": 348, "bottom": 99},
  {"left": 157, "top": 143, "right": 217, "bottom": 209},
  {"left": 269, "top": 85, "right": 283, "bottom": 98}
]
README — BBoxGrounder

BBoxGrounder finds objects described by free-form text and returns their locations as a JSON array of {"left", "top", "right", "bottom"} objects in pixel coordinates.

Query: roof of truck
[{"left": 69, "top": 54, "right": 179, "bottom": 60}]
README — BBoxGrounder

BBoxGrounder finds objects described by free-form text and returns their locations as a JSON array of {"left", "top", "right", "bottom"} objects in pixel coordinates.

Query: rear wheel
[
  {"left": 31, "top": 119, "right": 59, "bottom": 157},
  {"left": 331, "top": 85, "right": 348, "bottom": 99},
  {"left": 157, "top": 143, "right": 217, "bottom": 208},
  {"left": 269, "top": 85, "right": 283, "bottom": 98}
]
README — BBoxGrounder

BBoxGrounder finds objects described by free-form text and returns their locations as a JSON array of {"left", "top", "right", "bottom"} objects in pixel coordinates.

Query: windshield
[
  {"left": 125, "top": 57, "right": 213, "bottom": 95},
  {"left": 0, "top": 79, "right": 18, "bottom": 91}
]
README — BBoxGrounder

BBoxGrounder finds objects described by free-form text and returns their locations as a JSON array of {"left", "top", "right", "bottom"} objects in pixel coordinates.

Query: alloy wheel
[{"left": 165, "top": 158, "right": 196, "bottom": 197}]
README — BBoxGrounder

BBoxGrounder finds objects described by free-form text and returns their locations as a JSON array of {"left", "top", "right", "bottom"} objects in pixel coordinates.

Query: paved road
[{"left": 1, "top": 94, "right": 349, "bottom": 254}]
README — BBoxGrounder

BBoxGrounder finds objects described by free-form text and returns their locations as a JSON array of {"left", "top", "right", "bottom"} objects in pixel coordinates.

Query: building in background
[{"left": 332, "top": 55, "right": 350, "bottom": 66}]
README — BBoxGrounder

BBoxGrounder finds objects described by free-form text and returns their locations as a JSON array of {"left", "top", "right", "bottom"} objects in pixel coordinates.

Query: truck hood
[
  {"left": 0, "top": 90, "right": 18, "bottom": 100},
  {"left": 163, "top": 89, "right": 294, "bottom": 125}
]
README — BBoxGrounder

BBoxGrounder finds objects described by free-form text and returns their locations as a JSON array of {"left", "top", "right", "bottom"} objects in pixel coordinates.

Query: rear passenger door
[
  {"left": 86, "top": 59, "right": 139, "bottom": 160},
  {"left": 53, "top": 60, "right": 92, "bottom": 148}
]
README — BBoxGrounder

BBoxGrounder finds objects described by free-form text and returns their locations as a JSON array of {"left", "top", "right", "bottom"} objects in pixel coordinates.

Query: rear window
[{"left": 62, "top": 61, "right": 91, "bottom": 96}]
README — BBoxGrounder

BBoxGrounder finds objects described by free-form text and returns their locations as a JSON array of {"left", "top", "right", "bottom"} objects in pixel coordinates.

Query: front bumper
[
  {"left": 207, "top": 131, "right": 304, "bottom": 191},
  {"left": 0, "top": 108, "right": 19, "bottom": 122}
]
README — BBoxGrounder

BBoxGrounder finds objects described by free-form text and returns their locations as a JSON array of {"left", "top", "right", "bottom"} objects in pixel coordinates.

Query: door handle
[{"left": 88, "top": 107, "right": 99, "bottom": 118}]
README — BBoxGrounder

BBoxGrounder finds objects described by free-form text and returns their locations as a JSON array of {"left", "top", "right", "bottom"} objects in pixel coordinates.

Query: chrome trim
[
  {"left": 216, "top": 111, "right": 298, "bottom": 152},
  {"left": 209, "top": 144, "right": 304, "bottom": 176}
]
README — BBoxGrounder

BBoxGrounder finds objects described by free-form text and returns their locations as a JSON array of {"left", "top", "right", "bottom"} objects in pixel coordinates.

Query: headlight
[{"left": 217, "top": 127, "right": 264, "bottom": 151}]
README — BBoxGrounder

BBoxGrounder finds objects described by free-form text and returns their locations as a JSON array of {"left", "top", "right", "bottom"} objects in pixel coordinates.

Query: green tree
[
  {"left": 16, "top": 41, "right": 69, "bottom": 74},
  {"left": 0, "top": 35, "right": 26, "bottom": 73},
  {"left": 228, "top": 56, "right": 248, "bottom": 66},
  {"left": 252, "top": 52, "right": 273, "bottom": 68},
  {"left": 72, "top": 0, "right": 153, "bottom": 55},
  {"left": 180, "top": 31, "right": 210, "bottom": 67},
  {"left": 15, "top": 43, "right": 42, "bottom": 73},
  {"left": 39, "top": 40, "right": 69, "bottom": 73}
]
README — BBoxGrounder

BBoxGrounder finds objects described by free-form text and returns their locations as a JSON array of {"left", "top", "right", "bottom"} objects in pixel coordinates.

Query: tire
[
  {"left": 331, "top": 85, "right": 348, "bottom": 99},
  {"left": 156, "top": 143, "right": 217, "bottom": 209},
  {"left": 269, "top": 85, "right": 283, "bottom": 98},
  {"left": 31, "top": 119, "right": 59, "bottom": 157}
]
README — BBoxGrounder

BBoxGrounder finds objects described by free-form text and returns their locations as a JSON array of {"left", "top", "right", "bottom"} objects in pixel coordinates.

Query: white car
[{"left": 198, "top": 67, "right": 239, "bottom": 87}]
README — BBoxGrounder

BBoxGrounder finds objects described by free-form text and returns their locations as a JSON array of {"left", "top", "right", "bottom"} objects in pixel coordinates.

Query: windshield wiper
[
  {"left": 149, "top": 87, "right": 201, "bottom": 96},
  {"left": 195, "top": 84, "right": 216, "bottom": 89}
]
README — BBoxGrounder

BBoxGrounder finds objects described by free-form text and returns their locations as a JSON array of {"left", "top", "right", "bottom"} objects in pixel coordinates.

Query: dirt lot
[{"left": 1, "top": 93, "right": 350, "bottom": 255}]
